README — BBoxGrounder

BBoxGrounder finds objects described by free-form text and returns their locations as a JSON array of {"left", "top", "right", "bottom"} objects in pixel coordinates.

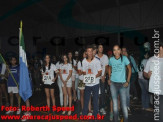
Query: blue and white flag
[{"left": 19, "top": 21, "right": 32, "bottom": 102}]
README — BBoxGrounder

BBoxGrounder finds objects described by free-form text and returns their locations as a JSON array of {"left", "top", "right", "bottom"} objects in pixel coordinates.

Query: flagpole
[
  {"left": 19, "top": 20, "right": 23, "bottom": 104},
  {"left": 19, "top": 21, "right": 22, "bottom": 63}
]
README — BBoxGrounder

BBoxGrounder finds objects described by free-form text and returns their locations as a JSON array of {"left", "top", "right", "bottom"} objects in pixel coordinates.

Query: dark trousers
[{"left": 82, "top": 84, "right": 99, "bottom": 117}]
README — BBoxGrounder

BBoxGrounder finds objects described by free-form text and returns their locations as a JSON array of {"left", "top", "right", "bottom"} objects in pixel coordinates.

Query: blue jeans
[
  {"left": 82, "top": 84, "right": 99, "bottom": 117},
  {"left": 110, "top": 82, "right": 128, "bottom": 122},
  {"left": 138, "top": 79, "right": 150, "bottom": 108},
  {"left": 126, "top": 83, "right": 130, "bottom": 108},
  {"left": 126, "top": 73, "right": 137, "bottom": 107}
]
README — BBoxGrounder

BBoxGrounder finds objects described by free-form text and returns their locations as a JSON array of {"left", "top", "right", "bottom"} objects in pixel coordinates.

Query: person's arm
[
  {"left": 59, "top": 66, "right": 65, "bottom": 83},
  {"left": 96, "top": 70, "right": 102, "bottom": 78},
  {"left": 65, "top": 70, "right": 72, "bottom": 82},
  {"left": 73, "top": 60, "right": 78, "bottom": 72},
  {"left": 52, "top": 65, "right": 58, "bottom": 82},
  {"left": 143, "top": 58, "right": 151, "bottom": 79},
  {"left": 123, "top": 64, "right": 131, "bottom": 87},
  {"left": 126, "top": 64, "right": 132, "bottom": 83},
  {"left": 143, "top": 72, "right": 151, "bottom": 79},
  {"left": 96, "top": 60, "right": 102, "bottom": 78},
  {"left": 65, "top": 64, "right": 72, "bottom": 82},
  {"left": 123, "top": 56, "right": 132, "bottom": 87},
  {"left": 77, "top": 62, "right": 82, "bottom": 75},
  {"left": 130, "top": 56, "right": 138, "bottom": 72},
  {"left": 53, "top": 71, "right": 58, "bottom": 82},
  {"left": 108, "top": 66, "right": 112, "bottom": 85}
]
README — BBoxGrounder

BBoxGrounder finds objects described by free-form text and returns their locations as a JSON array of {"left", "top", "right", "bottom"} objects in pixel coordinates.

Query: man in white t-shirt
[
  {"left": 82, "top": 45, "right": 102, "bottom": 117},
  {"left": 144, "top": 42, "right": 163, "bottom": 122},
  {"left": 95, "top": 44, "right": 108, "bottom": 115}
]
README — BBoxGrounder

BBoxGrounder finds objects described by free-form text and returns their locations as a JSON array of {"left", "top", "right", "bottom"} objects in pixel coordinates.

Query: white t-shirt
[
  {"left": 41, "top": 63, "right": 57, "bottom": 85},
  {"left": 144, "top": 56, "right": 163, "bottom": 95},
  {"left": 77, "top": 61, "right": 83, "bottom": 80},
  {"left": 60, "top": 63, "right": 72, "bottom": 81},
  {"left": 138, "top": 59, "right": 148, "bottom": 79},
  {"left": 82, "top": 58, "right": 102, "bottom": 86},
  {"left": 95, "top": 54, "right": 109, "bottom": 76}
]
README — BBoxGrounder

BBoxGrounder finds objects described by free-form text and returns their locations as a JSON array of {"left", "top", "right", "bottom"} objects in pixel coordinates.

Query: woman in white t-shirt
[
  {"left": 59, "top": 54, "right": 73, "bottom": 115},
  {"left": 77, "top": 50, "right": 87, "bottom": 114},
  {"left": 68, "top": 51, "right": 78, "bottom": 102},
  {"left": 41, "top": 55, "right": 58, "bottom": 109}
]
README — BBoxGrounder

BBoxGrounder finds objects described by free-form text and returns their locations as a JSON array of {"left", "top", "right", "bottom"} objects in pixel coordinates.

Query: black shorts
[{"left": 43, "top": 83, "right": 56, "bottom": 89}]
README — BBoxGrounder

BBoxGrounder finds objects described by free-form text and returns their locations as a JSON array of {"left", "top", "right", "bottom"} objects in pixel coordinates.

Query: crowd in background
[{"left": 0, "top": 42, "right": 163, "bottom": 122}]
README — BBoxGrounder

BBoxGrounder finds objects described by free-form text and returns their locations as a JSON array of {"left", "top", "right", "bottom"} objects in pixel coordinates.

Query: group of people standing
[{"left": 0, "top": 42, "right": 163, "bottom": 122}]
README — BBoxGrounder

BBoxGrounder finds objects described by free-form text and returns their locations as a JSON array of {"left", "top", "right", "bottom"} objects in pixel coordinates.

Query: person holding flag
[
  {"left": 0, "top": 55, "right": 9, "bottom": 107},
  {"left": 6, "top": 56, "right": 21, "bottom": 115},
  {"left": 19, "top": 21, "right": 32, "bottom": 121}
]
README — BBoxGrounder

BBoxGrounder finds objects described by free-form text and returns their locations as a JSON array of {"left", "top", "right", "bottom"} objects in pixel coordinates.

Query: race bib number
[
  {"left": 84, "top": 74, "right": 96, "bottom": 84},
  {"left": 43, "top": 75, "right": 52, "bottom": 82}
]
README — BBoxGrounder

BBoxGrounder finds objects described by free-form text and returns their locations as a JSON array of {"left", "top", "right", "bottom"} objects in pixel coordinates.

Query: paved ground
[{"left": 0, "top": 87, "right": 154, "bottom": 122}]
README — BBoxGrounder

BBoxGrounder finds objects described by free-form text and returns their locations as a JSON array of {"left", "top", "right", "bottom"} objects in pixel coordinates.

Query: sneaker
[
  {"left": 16, "top": 109, "right": 21, "bottom": 115},
  {"left": 88, "top": 111, "right": 92, "bottom": 116},
  {"left": 62, "top": 111, "right": 66, "bottom": 115},
  {"left": 102, "top": 109, "right": 106, "bottom": 115},
  {"left": 127, "top": 107, "right": 131, "bottom": 111},
  {"left": 6, "top": 110, "right": 14, "bottom": 114},
  {"left": 127, "top": 107, "right": 132, "bottom": 115},
  {"left": 67, "top": 111, "right": 71, "bottom": 115},
  {"left": 80, "top": 111, "right": 82, "bottom": 115},
  {"left": 110, "top": 112, "right": 113, "bottom": 121},
  {"left": 133, "top": 97, "right": 138, "bottom": 100},
  {"left": 100, "top": 108, "right": 104, "bottom": 113},
  {"left": 21, "top": 112, "right": 31, "bottom": 121}
]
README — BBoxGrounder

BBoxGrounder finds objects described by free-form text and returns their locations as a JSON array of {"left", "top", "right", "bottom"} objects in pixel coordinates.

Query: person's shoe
[
  {"left": 21, "top": 112, "right": 31, "bottom": 121},
  {"left": 133, "top": 97, "right": 138, "bottom": 100},
  {"left": 62, "top": 111, "right": 66, "bottom": 115},
  {"left": 6, "top": 110, "right": 14, "bottom": 114},
  {"left": 127, "top": 107, "right": 131, "bottom": 111},
  {"left": 80, "top": 111, "right": 82, "bottom": 115},
  {"left": 16, "top": 108, "right": 21, "bottom": 115},
  {"left": 100, "top": 108, "right": 104, "bottom": 113},
  {"left": 127, "top": 107, "right": 132, "bottom": 115},
  {"left": 100, "top": 108, "right": 106, "bottom": 115},
  {"left": 109, "top": 112, "right": 113, "bottom": 121},
  {"left": 67, "top": 111, "right": 71, "bottom": 115},
  {"left": 88, "top": 111, "right": 92, "bottom": 116},
  {"left": 145, "top": 108, "right": 153, "bottom": 112}
]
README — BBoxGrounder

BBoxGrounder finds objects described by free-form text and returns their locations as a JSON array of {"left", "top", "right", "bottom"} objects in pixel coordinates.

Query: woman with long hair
[
  {"left": 77, "top": 50, "right": 87, "bottom": 114},
  {"left": 59, "top": 54, "right": 72, "bottom": 115},
  {"left": 108, "top": 45, "right": 131, "bottom": 122},
  {"left": 41, "top": 54, "right": 58, "bottom": 112},
  {"left": 68, "top": 51, "right": 78, "bottom": 102}
]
